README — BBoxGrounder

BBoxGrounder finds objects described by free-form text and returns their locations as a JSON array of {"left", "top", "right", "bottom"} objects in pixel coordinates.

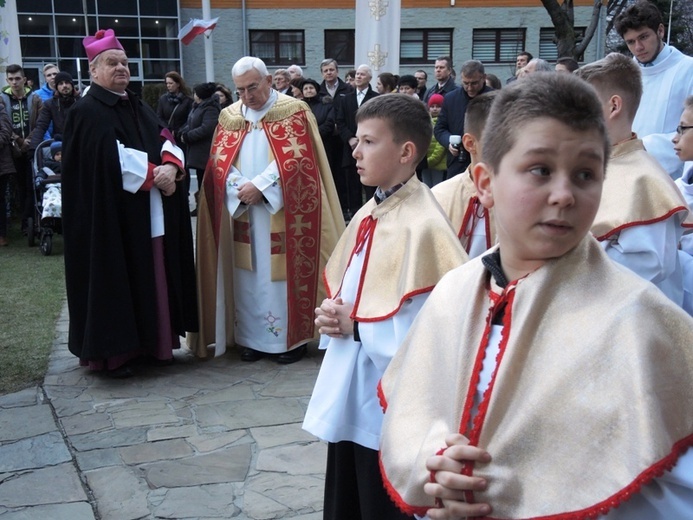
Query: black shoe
[
  {"left": 107, "top": 366, "right": 134, "bottom": 378},
  {"left": 276, "top": 344, "right": 306, "bottom": 365},
  {"left": 240, "top": 347, "right": 265, "bottom": 362}
]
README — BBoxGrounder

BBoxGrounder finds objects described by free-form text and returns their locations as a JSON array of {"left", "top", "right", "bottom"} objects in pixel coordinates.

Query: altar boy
[
  {"left": 303, "top": 94, "right": 467, "bottom": 520},
  {"left": 379, "top": 73, "right": 693, "bottom": 520}
]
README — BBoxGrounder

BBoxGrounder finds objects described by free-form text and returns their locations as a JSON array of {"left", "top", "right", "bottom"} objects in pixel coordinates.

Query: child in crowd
[
  {"left": 432, "top": 91, "right": 498, "bottom": 258},
  {"left": 673, "top": 97, "right": 693, "bottom": 313},
  {"left": 422, "top": 93, "right": 446, "bottom": 188},
  {"left": 378, "top": 73, "right": 693, "bottom": 519},
  {"left": 576, "top": 53, "right": 693, "bottom": 312},
  {"left": 303, "top": 94, "right": 467, "bottom": 520}
]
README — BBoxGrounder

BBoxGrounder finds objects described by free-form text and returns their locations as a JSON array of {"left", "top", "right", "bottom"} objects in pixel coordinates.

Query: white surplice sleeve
[{"left": 600, "top": 219, "right": 683, "bottom": 305}]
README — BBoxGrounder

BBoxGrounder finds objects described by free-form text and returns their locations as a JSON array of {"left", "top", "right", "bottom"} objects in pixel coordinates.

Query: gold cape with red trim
[
  {"left": 592, "top": 138, "right": 693, "bottom": 240},
  {"left": 189, "top": 94, "right": 345, "bottom": 356},
  {"left": 379, "top": 236, "right": 693, "bottom": 518},
  {"left": 323, "top": 176, "right": 467, "bottom": 321},
  {"left": 432, "top": 168, "right": 496, "bottom": 253}
]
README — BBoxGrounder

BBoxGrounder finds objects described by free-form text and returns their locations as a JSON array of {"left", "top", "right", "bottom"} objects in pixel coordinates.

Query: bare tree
[{"left": 540, "top": 0, "right": 603, "bottom": 59}]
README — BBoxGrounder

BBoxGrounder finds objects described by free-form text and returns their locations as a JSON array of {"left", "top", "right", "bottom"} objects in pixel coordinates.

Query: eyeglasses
[
  {"left": 676, "top": 125, "right": 693, "bottom": 135},
  {"left": 235, "top": 83, "right": 260, "bottom": 97}
]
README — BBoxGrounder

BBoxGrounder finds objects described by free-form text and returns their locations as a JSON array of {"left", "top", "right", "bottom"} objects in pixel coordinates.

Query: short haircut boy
[
  {"left": 614, "top": 0, "right": 663, "bottom": 37},
  {"left": 5, "top": 64, "right": 24, "bottom": 76},
  {"left": 356, "top": 93, "right": 432, "bottom": 164},
  {"left": 482, "top": 72, "right": 610, "bottom": 172},
  {"left": 575, "top": 52, "right": 643, "bottom": 121},
  {"left": 464, "top": 90, "right": 499, "bottom": 139},
  {"left": 556, "top": 56, "right": 579, "bottom": 73}
]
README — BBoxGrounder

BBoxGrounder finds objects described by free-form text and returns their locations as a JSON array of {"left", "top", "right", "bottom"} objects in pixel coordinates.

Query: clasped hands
[
  {"left": 237, "top": 183, "right": 263, "bottom": 205},
  {"left": 314, "top": 297, "right": 354, "bottom": 337},
  {"left": 153, "top": 163, "right": 178, "bottom": 196}
]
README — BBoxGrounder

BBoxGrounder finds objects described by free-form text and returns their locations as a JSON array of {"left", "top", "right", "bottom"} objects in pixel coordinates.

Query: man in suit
[
  {"left": 434, "top": 60, "right": 493, "bottom": 178},
  {"left": 335, "top": 64, "right": 378, "bottom": 218},
  {"left": 423, "top": 56, "right": 456, "bottom": 103}
]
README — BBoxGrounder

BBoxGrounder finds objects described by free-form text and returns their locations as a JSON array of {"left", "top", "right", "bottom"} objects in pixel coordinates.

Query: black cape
[{"left": 62, "top": 83, "right": 197, "bottom": 361}]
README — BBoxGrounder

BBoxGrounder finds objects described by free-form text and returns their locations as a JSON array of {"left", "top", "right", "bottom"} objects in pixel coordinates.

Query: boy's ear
[
  {"left": 400, "top": 140, "right": 417, "bottom": 163},
  {"left": 462, "top": 133, "right": 476, "bottom": 155},
  {"left": 608, "top": 94, "right": 623, "bottom": 120},
  {"left": 473, "top": 162, "right": 494, "bottom": 209}
]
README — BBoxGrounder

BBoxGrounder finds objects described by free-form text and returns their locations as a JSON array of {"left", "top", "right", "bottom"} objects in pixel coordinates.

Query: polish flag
[{"left": 178, "top": 18, "right": 219, "bottom": 46}]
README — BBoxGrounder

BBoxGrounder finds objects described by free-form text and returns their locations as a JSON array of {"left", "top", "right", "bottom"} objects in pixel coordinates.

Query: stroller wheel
[
  {"left": 27, "top": 217, "right": 35, "bottom": 247},
  {"left": 40, "top": 233, "right": 52, "bottom": 256}
]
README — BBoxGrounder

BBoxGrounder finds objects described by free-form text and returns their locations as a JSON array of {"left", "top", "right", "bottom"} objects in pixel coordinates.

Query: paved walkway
[{"left": 0, "top": 302, "right": 326, "bottom": 519}]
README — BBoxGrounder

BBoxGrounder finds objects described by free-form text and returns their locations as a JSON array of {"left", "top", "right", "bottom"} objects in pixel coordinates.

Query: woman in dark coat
[
  {"left": 178, "top": 82, "right": 220, "bottom": 214},
  {"left": 301, "top": 78, "right": 335, "bottom": 149},
  {"left": 157, "top": 71, "right": 193, "bottom": 135}
]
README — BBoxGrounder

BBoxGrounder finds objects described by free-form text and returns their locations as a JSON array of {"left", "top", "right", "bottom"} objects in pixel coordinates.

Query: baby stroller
[{"left": 28, "top": 139, "right": 62, "bottom": 255}]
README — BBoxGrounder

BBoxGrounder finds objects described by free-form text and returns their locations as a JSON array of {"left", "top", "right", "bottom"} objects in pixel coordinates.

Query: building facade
[{"left": 14, "top": 0, "right": 600, "bottom": 92}]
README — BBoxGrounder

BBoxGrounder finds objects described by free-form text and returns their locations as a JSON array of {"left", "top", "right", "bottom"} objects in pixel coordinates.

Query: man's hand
[
  {"left": 314, "top": 297, "right": 354, "bottom": 337},
  {"left": 237, "top": 183, "right": 263, "bottom": 205},
  {"left": 153, "top": 163, "right": 178, "bottom": 196},
  {"left": 348, "top": 137, "right": 358, "bottom": 150},
  {"left": 424, "top": 434, "right": 492, "bottom": 519},
  {"left": 448, "top": 143, "right": 460, "bottom": 157}
]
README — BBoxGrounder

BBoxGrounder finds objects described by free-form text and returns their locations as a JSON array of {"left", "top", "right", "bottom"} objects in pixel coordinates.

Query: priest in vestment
[{"left": 189, "top": 56, "right": 344, "bottom": 364}]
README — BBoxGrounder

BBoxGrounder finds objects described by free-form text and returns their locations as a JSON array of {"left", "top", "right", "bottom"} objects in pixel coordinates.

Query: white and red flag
[{"left": 178, "top": 18, "right": 219, "bottom": 46}]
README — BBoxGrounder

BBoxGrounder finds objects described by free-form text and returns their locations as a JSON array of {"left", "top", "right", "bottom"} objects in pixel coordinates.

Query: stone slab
[
  {"left": 186, "top": 430, "right": 247, "bottom": 453},
  {"left": 0, "top": 432, "right": 71, "bottom": 472},
  {"left": 0, "top": 464, "right": 87, "bottom": 507},
  {"left": 69, "top": 426, "right": 148, "bottom": 451},
  {"left": 187, "top": 383, "right": 256, "bottom": 405},
  {"left": 195, "top": 398, "right": 306, "bottom": 431},
  {"left": 255, "top": 442, "right": 326, "bottom": 475},
  {"left": 244, "top": 473, "right": 324, "bottom": 515},
  {"left": 258, "top": 369, "right": 318, "bottom": 398},
  {"left": 119, "top": 438, "right": 193, "bottom": 464},
  {"left": 146, "top": 424, "right": 198, "bottom": 442},
  {"left": 74, "top": 448, "right": 121, "bottom": 471},
  {"left": 0, "top": 388, "right": 40, "bottom": 409},
  {"left": 85, "top": 466, "right": 149, "bottom": 520},
  {"left": 0, "top": 502, "right": 95, "bottom": 520},
  {"left": 141, "top": 444, "right": 252, "bottom": 488},
  {"left": 250, "top": 423, "right": 318, "bottom": 449},
  {"left": 0, "top": 405, "right": 57, "bottom": 442},
  {"left": 60, "top": 412, "right": 112, "bottom": 435},
  {"left": 152, "top": 483, "right": 239, "bottom": 518}
]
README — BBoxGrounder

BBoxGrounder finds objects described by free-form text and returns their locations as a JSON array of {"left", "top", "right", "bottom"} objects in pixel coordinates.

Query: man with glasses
[
  {"left": 615, "top": 0, "right": 693, "bottom": 178},
  {"left": 191, "top": 56, "right": 344, "bottom": 365},
  {"left": 434, "top": 60, "right": 493, "bottom": 178}
]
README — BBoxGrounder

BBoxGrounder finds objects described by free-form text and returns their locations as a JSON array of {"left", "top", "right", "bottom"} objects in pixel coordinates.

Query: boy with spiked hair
[
  {"left": 379, "top": 73, "right": 693, "bottom": 519},
  {"left": 304, "top": 94, "right": 467, "bottom": 520},
  {"left": 576, "top": 52, "right": 693, "bottom": 313},
  {"left": 432, "top": 91, "right": 498, "bottom": 257}
]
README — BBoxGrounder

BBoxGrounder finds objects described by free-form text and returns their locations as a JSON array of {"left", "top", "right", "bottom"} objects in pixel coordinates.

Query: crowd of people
[{"left": 1, "top": 0, "right": 693, "bottom": 517}]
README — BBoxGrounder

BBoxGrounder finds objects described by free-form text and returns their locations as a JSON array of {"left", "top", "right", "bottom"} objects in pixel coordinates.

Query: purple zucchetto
[{"left": 83, "top": 29, "right": 124, "bottom": 62}]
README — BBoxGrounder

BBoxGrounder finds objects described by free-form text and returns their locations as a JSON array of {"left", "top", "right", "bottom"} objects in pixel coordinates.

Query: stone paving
[{"left": 0, "top": 303, "right": 327, "bottom": 519}]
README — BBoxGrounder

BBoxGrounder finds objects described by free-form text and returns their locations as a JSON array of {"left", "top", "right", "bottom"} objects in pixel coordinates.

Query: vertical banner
[
  {"left": 354, "top": 0, "right": 401, "bottom": 76},
  {"left": 0, "top": 0, "right": 21, "bottom": 73}
]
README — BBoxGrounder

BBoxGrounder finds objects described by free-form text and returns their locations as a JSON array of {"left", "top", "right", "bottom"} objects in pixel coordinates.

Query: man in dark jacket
[
  {"left": 29, "top": 71, "right": 79, "bottom": 151},
  {"left": 62, "top": 29, "right": 197, "bottom": 378},
  {"left": 434, "top": 60, "right": 493, "bottom": 178},
  {"left": 335, "top": 64, "right": 378, "bottom": 218},
  {"left": 423, "top": 56, "right": 456, "bottom": 103}
]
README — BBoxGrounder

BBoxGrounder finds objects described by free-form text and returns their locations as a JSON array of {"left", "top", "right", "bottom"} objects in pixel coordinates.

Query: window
[
  {"left": 539, "top": 28, "right": 585, "bottom": 62},
  {"left": 325, "top": 30, "right": 355, "bottom": 66},
  {"left": 472, "top": 29, "right": 526, "bottom": 63},
  {"left": 400, "top": 29, "right": 453, "bottom": 64},
  {"left": 250, "top": 30, "right": 305, "bottom": 66}
]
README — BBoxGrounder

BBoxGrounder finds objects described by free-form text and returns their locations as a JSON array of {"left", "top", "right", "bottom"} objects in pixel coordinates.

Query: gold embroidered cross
[
  {"left": 290, "top": 215, "right": 312, "bottom": 236},
  {"left": 369, "top": 0, "right": 389, "bottom": 20},
  {"left": 368, "top": 44, "right": 388, "bottom": 71},
  {"left": 282, "top": 137, "right": 307, "bottom": 158}
]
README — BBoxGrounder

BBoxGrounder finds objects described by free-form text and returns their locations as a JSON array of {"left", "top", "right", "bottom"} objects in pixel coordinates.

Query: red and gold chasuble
[{"left": 198, "top": 97, "right": 342, "bottom": 351}]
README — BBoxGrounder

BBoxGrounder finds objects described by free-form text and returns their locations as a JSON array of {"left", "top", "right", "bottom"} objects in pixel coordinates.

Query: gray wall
[{"left": 180, "top": 6, "right": 599, "bottom": 90}]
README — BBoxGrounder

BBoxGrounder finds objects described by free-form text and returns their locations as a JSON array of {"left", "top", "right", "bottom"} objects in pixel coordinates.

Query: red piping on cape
[
  {"left": 594, "top": 206, "right": 689, "bottom": 241},
  {"left": 379, "top": 451, "right": 432, "bottom": 517},
  {"left": 459, "top": 196, "right": 491, "bottom": 254},
  {"left": 376, "top": 379, "right": 387, "bottom": 413}
]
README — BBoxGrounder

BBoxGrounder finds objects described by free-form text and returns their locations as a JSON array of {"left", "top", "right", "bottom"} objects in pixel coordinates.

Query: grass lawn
[{"left": 0, "top": 219, "right": 66, "bottom": 395}]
